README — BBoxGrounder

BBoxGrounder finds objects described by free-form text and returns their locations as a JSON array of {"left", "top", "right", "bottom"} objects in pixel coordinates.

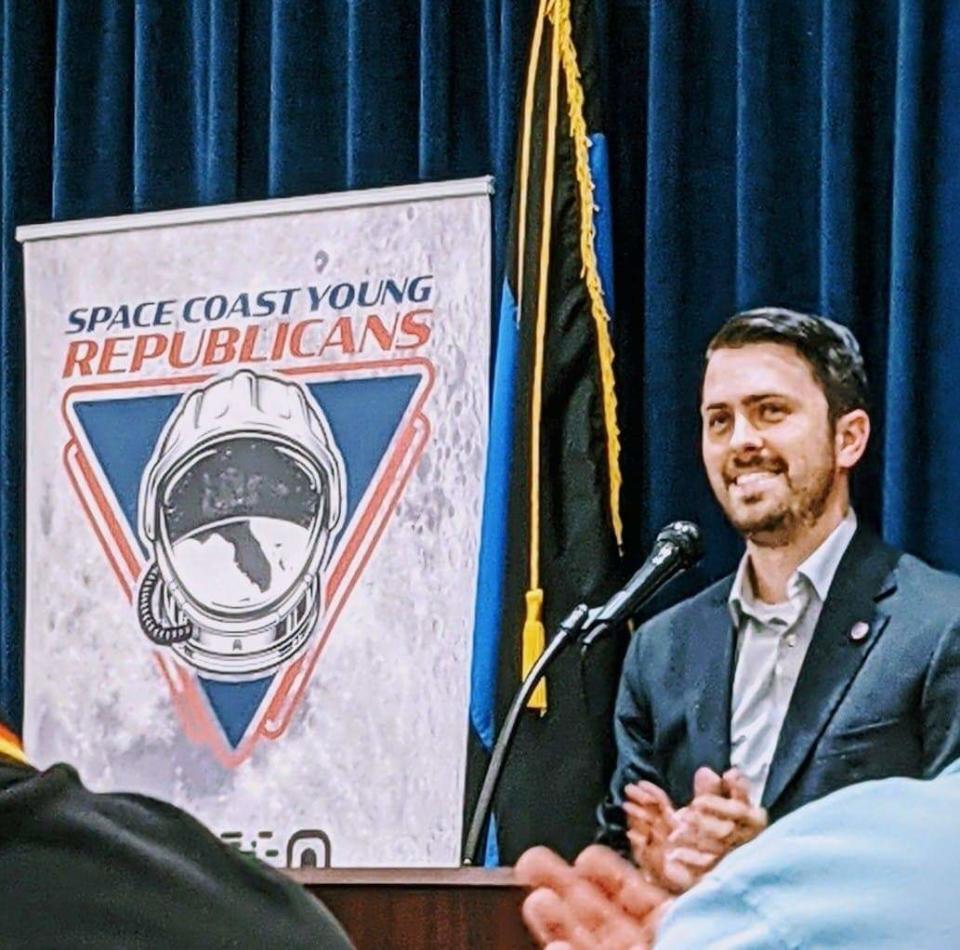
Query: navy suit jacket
[{"left": 597, "top": 528, "right": 960, "bottom": 851}]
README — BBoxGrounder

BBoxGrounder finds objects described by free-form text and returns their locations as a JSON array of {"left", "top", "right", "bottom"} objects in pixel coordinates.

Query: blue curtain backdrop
[{"left": 2, "top": 0, "right": 959, "bottom": 761}]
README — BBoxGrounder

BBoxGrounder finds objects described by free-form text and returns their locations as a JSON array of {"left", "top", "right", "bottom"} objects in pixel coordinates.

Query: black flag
[{"left": 470, "top": 0, "right": 626, "bottom": 863}]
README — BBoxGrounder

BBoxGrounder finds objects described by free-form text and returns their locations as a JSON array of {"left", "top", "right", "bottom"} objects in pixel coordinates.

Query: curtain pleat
[
  {"left": 0, "top": 0, "right": 56, "bottom": 727},
  {"left": 734, "top": 0, "right": 822, "bottom": 305},
  {"left": 883, "top": 0, "right": 960, "bottom": 565},
  {"left": 52, "top": 0, "right": 134, "bottom": 219},
  {"left": 266, "top": 0, "right": 346, "bottom": 197},
  {"left": 193, "top": 0, "right": 239, "bottom": 205}
]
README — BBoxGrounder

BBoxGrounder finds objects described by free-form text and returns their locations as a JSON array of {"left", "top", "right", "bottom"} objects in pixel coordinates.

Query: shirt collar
[
  {"left": 729, "top": 509, "right": 858, "bottom": 622},
  {"left": 796, "top": 508, "right": 858, "bottom": 601}
]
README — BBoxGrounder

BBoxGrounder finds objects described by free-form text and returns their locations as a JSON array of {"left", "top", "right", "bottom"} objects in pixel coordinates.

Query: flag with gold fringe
[{"left": 468, "top": 0, "right": 626, "bottom": 864}]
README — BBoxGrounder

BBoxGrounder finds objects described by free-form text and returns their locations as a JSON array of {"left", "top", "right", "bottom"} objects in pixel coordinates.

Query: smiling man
[{"left": 596, "top": 307, "right": 960, "bottom": 888}]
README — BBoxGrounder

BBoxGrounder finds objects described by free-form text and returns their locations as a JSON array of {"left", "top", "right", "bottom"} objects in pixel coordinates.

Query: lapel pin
[{"left": 849, "top": 621, "right": 870, "bottom": 642}]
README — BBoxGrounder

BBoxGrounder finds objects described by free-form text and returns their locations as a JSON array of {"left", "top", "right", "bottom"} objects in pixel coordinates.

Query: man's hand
[
  {"left": 515, "top": 844, "right": 672, "bottom": 950},
  {"left": 664, "top": 767, "right": 768, "bottom": 891},
  {"left": 621, "top": 781, "right": 679, "bottom": 892}
]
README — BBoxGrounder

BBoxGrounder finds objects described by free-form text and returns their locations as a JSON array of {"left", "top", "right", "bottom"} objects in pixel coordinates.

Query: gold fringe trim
[{"left": 549, "top": 0, "right": 624, "bottom": 549}]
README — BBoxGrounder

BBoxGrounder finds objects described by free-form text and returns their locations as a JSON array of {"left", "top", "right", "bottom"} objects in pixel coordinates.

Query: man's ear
[{"left": 835, "top": 409, "right": 870, "bottom": 470}]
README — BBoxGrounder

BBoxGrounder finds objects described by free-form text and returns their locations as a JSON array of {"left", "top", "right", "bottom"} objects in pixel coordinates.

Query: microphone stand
[
  {"left": 462, "top": 601, "right": 606, "bottom": 866},
  {"left": 460, "top": 527, "right": 702, "bottom": 866}
]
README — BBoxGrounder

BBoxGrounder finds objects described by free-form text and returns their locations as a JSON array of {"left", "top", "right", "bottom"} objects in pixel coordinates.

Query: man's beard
[{"left": 722, "top": 447, "right": 837, "bottom": 548}]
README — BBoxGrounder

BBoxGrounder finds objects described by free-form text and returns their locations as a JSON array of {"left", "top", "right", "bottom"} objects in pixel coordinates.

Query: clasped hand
[{"left": 623, "top": 766, "right": 767, "bottom": 893}]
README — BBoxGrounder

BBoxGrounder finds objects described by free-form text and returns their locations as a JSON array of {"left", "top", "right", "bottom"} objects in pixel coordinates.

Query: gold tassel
[{"left": 522, "top": 588, "right": 548, "bottom": 713}]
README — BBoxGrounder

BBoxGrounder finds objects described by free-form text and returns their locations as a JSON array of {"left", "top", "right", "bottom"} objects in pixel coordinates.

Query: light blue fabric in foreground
[{"left": 655, "top": 759, "right": 960, "bottom": 949}]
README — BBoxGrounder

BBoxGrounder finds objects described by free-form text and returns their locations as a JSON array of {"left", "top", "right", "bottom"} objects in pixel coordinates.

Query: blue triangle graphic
[
  {"left": 198, "top": 676, "right": 273, "bottom": 748},
  {"left": 70, "top": 371, "right": 424, "bottom": 747},
  {"left": 74, "top": 395, "right": 180, "bottom": 557},
  {"left": 306, "top": 374, "right": 420, "bottom": 525}
]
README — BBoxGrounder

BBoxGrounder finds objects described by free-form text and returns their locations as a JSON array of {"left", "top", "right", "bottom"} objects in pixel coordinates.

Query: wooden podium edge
[{"left": 286, "top": 866, "right": 519, "bottom": 888}]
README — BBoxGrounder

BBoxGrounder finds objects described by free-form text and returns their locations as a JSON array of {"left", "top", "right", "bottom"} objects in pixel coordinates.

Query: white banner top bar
[{"left": 16, "top": 176, "right": 494, "bottom": 244}]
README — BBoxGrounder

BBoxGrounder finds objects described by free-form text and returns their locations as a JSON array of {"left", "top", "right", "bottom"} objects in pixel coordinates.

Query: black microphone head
[{"left": 655, "top": 521, "right": 704, "bottom": 566}]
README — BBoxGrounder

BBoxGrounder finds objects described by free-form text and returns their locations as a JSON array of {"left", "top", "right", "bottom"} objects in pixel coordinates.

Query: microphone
[{"left": 590, "top": 521, "right": 704, "bottom": 630}]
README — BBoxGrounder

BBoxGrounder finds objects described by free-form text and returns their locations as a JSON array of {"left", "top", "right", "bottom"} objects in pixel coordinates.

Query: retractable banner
[{"left": 18, "top": 179, "right": 491, "bottom": 868}]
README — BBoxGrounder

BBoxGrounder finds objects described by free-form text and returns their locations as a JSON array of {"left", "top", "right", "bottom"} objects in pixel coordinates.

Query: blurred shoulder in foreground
[{"left": 0, "top": 745, "right": 352, "bottom": 949}]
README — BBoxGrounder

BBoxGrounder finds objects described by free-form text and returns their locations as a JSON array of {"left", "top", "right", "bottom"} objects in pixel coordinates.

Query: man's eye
[
  {"left": 708, "top": 414, "right": 730, "bottom": 431},
  {"left": 759, "top": 403, "right": 787, "bottom": 421}
]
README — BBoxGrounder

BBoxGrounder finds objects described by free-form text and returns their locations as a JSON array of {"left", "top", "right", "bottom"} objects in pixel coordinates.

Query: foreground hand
[
  {"left": 516, "top": 844, "right": 672, "bottom": 950},
  {"left": 664, "top": 767, "right": 767, "bottom": 891}
]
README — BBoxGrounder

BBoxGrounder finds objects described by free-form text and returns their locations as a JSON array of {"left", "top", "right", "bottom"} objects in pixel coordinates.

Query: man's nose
[{"left": 729, "top": 412, "right": 763, "bottom": 451}]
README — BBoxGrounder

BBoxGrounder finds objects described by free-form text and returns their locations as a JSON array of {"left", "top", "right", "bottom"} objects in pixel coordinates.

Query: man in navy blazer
[{"left": 597, "top": 308, "right": 960, "bottom": 888}]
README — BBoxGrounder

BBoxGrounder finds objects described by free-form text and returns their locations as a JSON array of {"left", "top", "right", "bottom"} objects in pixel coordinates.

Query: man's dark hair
[{"left": 705, "top": 307, "right": 870, "bottom": 423}]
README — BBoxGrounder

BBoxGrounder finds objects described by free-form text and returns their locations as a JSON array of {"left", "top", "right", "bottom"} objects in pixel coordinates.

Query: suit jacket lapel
[
  {"left": 685, "top": 578, "right": 737, "bottom": 781},
  {"left": 761, "top": 529, "right": 900, "bottom": 811}
]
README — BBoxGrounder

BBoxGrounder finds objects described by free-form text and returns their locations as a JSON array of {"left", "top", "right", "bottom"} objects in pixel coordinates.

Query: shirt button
[{"left": 786, "top": 633, "right": 797, "bottom": 648}]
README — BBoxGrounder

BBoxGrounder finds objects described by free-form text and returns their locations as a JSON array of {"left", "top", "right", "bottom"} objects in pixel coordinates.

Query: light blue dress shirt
[{"left": 655, "top": 758, "right": 960, "bottom": 948}]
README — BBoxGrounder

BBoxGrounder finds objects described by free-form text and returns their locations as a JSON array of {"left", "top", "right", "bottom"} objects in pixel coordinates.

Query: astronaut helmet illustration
[{"left": 137, "top": 370, "right": 346, "bottom": 680}]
